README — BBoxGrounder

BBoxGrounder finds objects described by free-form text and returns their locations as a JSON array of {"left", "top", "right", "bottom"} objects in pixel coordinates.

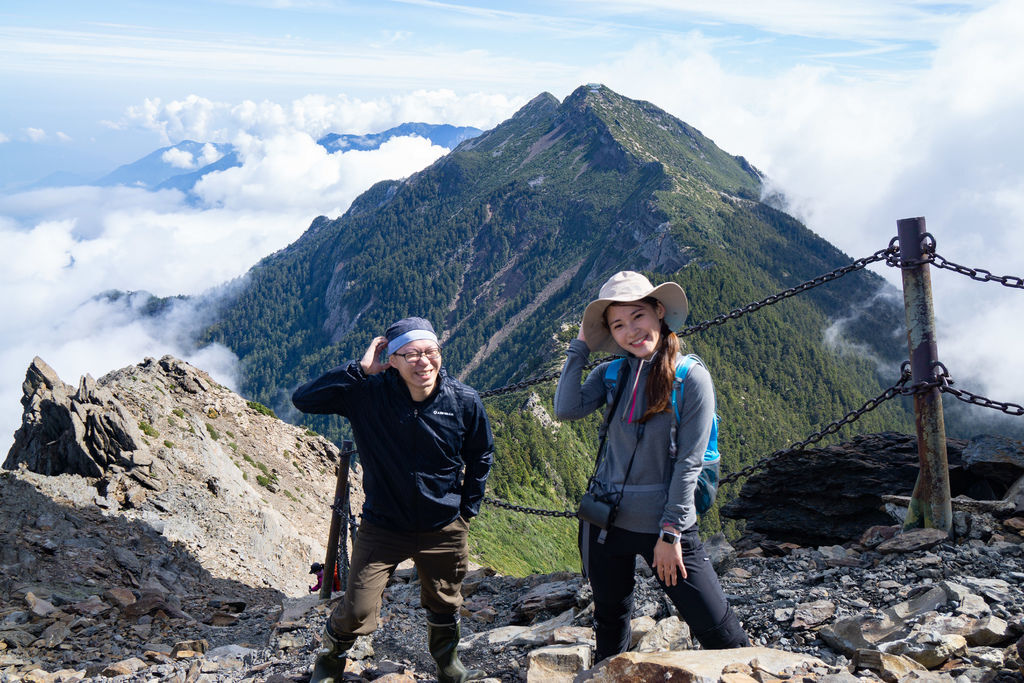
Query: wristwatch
[{"left": 659, "top": 529, "right": 681, "bottom": 544}]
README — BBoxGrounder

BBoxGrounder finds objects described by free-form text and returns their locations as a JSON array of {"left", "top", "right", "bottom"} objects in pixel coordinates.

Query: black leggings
[{"left": 580, "top": 522, "right": 749, "bottom": 661}]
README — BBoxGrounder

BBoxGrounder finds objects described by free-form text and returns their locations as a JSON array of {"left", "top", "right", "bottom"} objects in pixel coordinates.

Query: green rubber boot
[
  {"left": 427, "top": 620, "right": 486, "bottom": 683},
  {"left": 310, "top": 625, "right": 355, "bottom": 683}
]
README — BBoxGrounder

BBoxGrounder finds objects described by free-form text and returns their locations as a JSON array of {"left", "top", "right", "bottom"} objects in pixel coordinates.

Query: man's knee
[
  {"left": 330, "top": 589, "right": 383, "bottom": 636},
  {"left": 419, "top": 576, "right": 463, "bottom": 616}
]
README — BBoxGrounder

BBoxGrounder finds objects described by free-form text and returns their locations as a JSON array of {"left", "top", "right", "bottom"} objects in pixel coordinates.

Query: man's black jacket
[{"left": 292, "top": 361, "right": 494, "bottom": 532}]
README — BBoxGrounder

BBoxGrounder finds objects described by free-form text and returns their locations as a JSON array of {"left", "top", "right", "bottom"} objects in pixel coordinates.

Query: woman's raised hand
[
  {"left": 576, "top": 322, "right": 591, "bottom": 351},
  {"left": 360, "top": 336, "right": 391, "bottom": 375}
]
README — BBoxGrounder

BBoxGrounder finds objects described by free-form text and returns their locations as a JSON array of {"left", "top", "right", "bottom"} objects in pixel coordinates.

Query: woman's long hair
[
  {"left": 606, "top": 297, "right": 682, "bottom": 423},
  {"left": 641, "top": 315, "right": 681, "bottom": 423}
]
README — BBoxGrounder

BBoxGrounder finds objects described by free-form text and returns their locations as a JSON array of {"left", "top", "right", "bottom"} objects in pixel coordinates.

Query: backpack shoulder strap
[
  {"left": 669, "top": 354, "right": 717, "bottom": 459},
  {"left": 598, "top": 358, "right": 628, "bottom": 440},
  {"left": 671, "top": 355, "right": 700, "bottom": 423},
  {"left": 603, "top": 358, "right": 624, "bottom": 389}
]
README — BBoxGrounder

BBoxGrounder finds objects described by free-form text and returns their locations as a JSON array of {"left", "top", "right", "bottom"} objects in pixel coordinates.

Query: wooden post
[
  {"left": 897, "top": 217, "right": 952, "bottom": 534},
  {"left": 320, "top": 439, "right": 354, "bottom": 600}
]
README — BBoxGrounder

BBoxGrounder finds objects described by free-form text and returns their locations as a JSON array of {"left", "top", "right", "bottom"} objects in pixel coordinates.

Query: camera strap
[
  {"left": 590, "top": 359, "right": 629, "bottom": 488},
  {"left": 590, "top": 359, "right": 647, "bottom": 544}
]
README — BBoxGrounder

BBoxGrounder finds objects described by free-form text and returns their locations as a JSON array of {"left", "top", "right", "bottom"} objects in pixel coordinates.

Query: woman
[{"left": 554, "top": 270, "right": 749, "bottom": 662}]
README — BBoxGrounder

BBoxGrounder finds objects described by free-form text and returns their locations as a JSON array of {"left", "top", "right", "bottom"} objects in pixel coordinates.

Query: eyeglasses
[{"left": 392, "top": 347, "right": 441, "bottom": 363}]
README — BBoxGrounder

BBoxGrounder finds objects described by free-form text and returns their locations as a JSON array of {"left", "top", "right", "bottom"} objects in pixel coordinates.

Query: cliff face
[{"left": 4, "top": 355, "right": 362, "bottom": 598}]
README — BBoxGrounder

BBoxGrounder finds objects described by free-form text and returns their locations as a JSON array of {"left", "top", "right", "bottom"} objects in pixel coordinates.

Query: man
[{"left": 292, "top": 317, "right": 494, "bottom": 683}]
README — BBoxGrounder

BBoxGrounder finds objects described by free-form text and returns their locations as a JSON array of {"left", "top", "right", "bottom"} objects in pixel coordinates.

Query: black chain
[
  {"left": 939, "top": 385, "right": 1024, "bottom": 417},
  {"left": 892, "top": 232, "right": 1024, "bottom": 289},
  {"left": 459, "top": 233, "right": 1024, "bottom": 517},
  {"left": 907, "top": 359, "right": 1024, "bottom": 417},
  {"left": 679, "top": 244, "right": 898, "bottom": 338},
  {"left": 480, "top": 244, "right": 898, "bottom": 399},
  {"left": 479, "top": 367, "right": 579, "bottom": 399},
  {"left": 481, "top": 495, "right": 578, "bottom": 518},
  {"left": 482, "top": 363, "right": 1024, "bottom": 516},
  {"left": 718, "top": 369, "right": 916, "bottom": 486},
  {"left": 929, "top": 252, "right": 1024, "bottom": 290},
  {"left": 480, "top": 372, "right": 920, "bottom": 517}
]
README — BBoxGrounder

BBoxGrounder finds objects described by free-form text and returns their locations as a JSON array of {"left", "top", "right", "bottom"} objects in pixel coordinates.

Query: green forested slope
[{"left": 201, "top": 85, "right": 918, "bottom": 573}]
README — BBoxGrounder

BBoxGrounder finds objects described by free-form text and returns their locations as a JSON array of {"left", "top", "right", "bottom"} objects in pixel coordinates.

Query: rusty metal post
[
  {"left": 320, "top": 439, "right": 354, "bottom": 600},
  {"left": 897, "top": 217, "right": 952, "bottom": 534}
]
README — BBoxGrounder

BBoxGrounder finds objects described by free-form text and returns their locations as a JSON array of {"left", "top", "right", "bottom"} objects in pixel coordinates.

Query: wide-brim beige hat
[{"left": 582, "top": 271, "right": 689, "bottom": 355}]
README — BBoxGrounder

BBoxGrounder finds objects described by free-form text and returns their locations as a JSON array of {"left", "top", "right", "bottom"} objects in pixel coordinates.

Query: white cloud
[
  {"left": 55, "top": 131, "right": 72, "bottom": 143},
  {"left": 161, "top": 147, "right": 196, "bottom": 169},
  {"left": 194, "top": 132, "right": 448, "bottom": 214},
  {"left": 586, "top": 0, "right": 1024, "bottom": 409},
  {"left": 25, "top": 127, "right": 46, "bottom": 142},
  {"left": 197, "top": 143, "right": 223, "bottom": 166},
  {"left": 119, "top": 91, "right": 524, "bottom": 145},
  {"left": 0, "top": 132, "right": 8, "bottom": 144}
]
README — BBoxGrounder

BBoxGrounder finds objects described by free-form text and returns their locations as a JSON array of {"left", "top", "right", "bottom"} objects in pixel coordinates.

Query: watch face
[{"left": 660, "top": 530, "right": 679, "bottom": 543}]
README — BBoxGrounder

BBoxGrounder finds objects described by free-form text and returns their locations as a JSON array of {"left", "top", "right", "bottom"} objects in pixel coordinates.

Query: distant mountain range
[
  {"left": 14, "top": 123, "right": 483, "bottom": 194},
  {"left": 94, "top": 140, "right": 235, "bottom": 190},
  {"left": 318, "top": 122, "right": 482, "bottom": 153}
]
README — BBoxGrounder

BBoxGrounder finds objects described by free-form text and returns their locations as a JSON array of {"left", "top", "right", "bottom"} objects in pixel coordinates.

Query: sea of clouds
[
  {"left": 2, "top": 0, "right": 1022, "bottom": 453},
  {"left": 0, "top": 92, "right": 523, "bottom": 451}
]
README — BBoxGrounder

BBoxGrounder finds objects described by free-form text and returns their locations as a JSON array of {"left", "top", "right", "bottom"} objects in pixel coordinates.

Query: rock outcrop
[
  {"left": 4, "top": 355, "right": 363, "bottom": 598},
  {"left": 722, "top": 431, "right": 1023, "bottom": 546},
  {"left": 6, "top": 357, "right": 147, "bottom": 478}
]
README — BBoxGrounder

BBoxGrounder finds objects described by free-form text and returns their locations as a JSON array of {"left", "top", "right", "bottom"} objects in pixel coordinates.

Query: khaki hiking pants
[{"left": 329, "top": 517, "right": 470, "bottom": 636}]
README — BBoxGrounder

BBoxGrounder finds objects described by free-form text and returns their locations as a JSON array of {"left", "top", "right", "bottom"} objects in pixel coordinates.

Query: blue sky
[
  {"left": 1, "top": 0, "right": 1022, "bottom": 447},
  {"left": 0, "top": 0, "right": 974, "bottom": 175}
]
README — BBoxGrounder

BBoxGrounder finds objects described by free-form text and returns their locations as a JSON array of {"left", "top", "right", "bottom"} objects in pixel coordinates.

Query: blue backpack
[{"left": 603, "top": 355, "right": 721, "bottom": 514}]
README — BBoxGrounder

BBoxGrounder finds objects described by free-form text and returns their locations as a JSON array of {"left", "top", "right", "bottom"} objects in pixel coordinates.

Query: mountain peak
[{"left": 454, "top": 85, "right": 759, "bottom": 201}]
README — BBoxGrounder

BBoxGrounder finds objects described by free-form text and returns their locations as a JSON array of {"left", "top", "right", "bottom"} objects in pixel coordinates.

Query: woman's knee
[{"left": 693, "top": 607, "right": 749, "bottom": 649}]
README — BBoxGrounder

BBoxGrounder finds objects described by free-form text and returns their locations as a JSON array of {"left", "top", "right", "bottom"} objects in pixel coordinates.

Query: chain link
[
  {"left": 939, "top": 385, "right": 1024, "bottom": 416},
  {"left": 481, "top": 495, "right": 578, "bottom": 518},
  {"left": 929, "top": 253, "right": 1024, "bottom": 290},
  {"left": 891, "top": 231, "right": 1024, "bottom": 289},
  {"left": 479, "top": 368, "right": 576, "bottom": 399},
  {"left": 910, "top": 357, "right": 1024, "bottom": 417}
]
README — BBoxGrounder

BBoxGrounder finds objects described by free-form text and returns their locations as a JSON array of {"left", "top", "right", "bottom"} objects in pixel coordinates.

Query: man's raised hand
[{"left": 360, "top": 336, "right": 391, "bottom": 375}]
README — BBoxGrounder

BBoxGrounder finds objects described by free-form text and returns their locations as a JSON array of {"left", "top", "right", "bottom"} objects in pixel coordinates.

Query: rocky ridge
[
  {"left": 4, "top": 355, "right": 363, "bottom": 597},
  {"left": 2, "top": 357, "right": 1024, "bottom": 681}
]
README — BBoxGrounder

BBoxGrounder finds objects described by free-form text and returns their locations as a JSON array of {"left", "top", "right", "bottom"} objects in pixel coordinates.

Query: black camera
[{"left": 577, "top": 491, "right": 618, "bottom": 529}]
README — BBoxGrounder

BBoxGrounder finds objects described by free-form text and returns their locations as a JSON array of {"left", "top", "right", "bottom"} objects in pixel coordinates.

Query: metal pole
[
  {"left": 897, "top": 217, "right": 952, "bottom": 534},
  {"left": 320, "top": 439, "right": 354, "bottom": 600}
]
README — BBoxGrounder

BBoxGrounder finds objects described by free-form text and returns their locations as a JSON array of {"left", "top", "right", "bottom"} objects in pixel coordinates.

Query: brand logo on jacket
[{"left": 433, "top": 410, "right": 456, "bottom": 417}]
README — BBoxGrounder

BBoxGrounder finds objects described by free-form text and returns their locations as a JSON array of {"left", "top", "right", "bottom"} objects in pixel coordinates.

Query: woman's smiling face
[{"left": 605, "top": 299, "right": 664, "bottom": 360}]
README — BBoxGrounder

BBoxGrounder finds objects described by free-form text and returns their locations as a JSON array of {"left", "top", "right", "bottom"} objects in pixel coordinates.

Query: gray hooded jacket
[{"left": 554, "top": 339, "right": 715, "bottom": 533}]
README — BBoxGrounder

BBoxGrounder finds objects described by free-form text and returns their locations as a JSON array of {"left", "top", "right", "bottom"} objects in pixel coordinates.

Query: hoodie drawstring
[{"left": 625, "top": 358, "right": 644, "bottom": 424}]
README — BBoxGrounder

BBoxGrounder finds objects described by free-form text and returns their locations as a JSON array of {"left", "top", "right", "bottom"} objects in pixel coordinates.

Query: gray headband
[{"left": 386, "top": 330, "right": 439, "bottom": 355}]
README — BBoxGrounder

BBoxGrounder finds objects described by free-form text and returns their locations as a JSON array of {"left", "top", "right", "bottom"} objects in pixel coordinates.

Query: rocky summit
[{"left": 3, "top": 356, "right": 1024, "bottom": 682}]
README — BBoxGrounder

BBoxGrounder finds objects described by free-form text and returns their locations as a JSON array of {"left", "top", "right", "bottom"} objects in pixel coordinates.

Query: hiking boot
[
  {"left": 427, "top": 620, "right": 486, "bottom": 683},
  {"left": 310, "top": 625, "right": 355, "bottom": 683}
]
